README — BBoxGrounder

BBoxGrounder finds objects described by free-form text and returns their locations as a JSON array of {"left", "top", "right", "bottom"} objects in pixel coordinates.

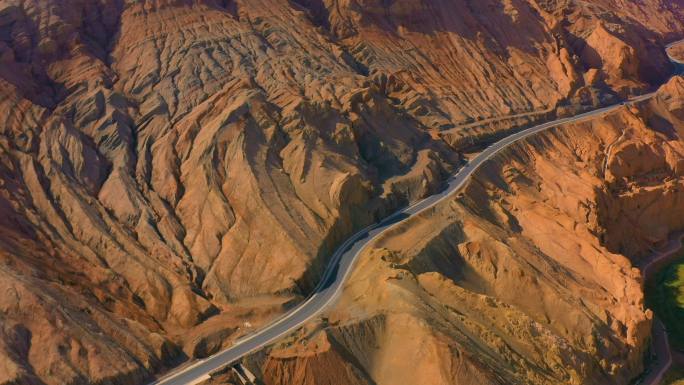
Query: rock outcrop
[
  {"left": 581, "top": 24, "right": 641, "bottom": 95},
  {"left": 250, "top": 79, "right": 684, "bottom": 385},
  {"left": 671, "top": 44, "right": 684, "bottom": 63},
  {"left": 0, "top": 0, "right": 683, "bottom": 384}
]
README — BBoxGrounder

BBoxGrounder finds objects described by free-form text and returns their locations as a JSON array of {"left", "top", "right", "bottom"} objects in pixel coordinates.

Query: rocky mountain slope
[
  {"left": 670, "top": 43, "right": 684, "bottom": 62},
  {"left": 242, "top": 76, "right": 684, "bottom": 385},
  {"left": 1, "top": 0, "right": 683, "bottom": 384}
]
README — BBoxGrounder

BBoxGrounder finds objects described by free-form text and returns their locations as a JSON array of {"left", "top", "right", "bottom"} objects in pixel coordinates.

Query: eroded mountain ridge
[{"left": 1, "top": 1, "right": 684, "bottom": 384}]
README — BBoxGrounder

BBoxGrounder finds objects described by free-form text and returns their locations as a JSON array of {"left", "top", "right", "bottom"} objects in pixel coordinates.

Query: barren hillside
[
  {"left": 241, "top": 76, "right": 684, "bottom": 385},
  {"left": 1, "top": 0, "right": 684, "bottom": 384}
]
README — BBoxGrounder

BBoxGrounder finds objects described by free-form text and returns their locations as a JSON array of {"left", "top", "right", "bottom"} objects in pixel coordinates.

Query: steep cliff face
[
  {"left": 598, "top": 77, "right": 684, "bottom": 259},
  {"left": 252, "top": 79, "right": 684, "bottom": 385},
  {"left": 0, "top": 0, "right": 683, "bottom": 384}
]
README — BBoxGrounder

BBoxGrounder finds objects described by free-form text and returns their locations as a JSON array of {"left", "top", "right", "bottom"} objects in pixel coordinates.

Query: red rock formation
[
  {"left": 0, "top": 0, "right": 683, "bottom": 384},
  {"left": 256, "top": 76, "right": 684, "bottom": 385}
]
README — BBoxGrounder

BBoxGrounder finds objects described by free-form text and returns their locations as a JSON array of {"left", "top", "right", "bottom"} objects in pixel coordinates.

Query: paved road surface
[
  {"left": 637, "top": 232, "right": 684, "bottom": 385},
  {"left": 634, "top": 40, "right": 684, "bottom": 385},
  {"left": 637, "top": 234, "right": 684, "bottom": 385},
  {"left": 667, "top": 40, "right": 684, "bottom": 75},
  {"left": 150, "top": 40, "right": 684, "bottom": 385},
  {"left": 643, "top": 319, "right": 672, "bottom": 385},
  {"left": 148, "top": 95, "right": 655, "bottom": 385}
]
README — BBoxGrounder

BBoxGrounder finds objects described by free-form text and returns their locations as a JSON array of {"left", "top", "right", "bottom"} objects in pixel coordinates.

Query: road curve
[
  {"left": 667, "top": 40, "right": 684, "bottom": 72},
  {"left": 642, "top": 319, "right": 672, "bottom": 385},
  {"left": 149, "top": 94, "right": 656, "bottom": 385},
  {"left": 634, "top": 40, "right": 684, "bottom": 385},
  {"left": 151, "top": 39, "right": 684, "bottom": 385},
  {"left": 637, "top": 234, "right": 683, "bottom": 385},
  {"left": 627, "top": 38, "right": 684, "bottom": 385}
]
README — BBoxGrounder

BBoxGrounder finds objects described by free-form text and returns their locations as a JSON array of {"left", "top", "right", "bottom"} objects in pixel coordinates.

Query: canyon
[
  {"left": 222, "top": 75, "right": 684, "bottom": 385},
  {"left": 1, "top": 0, "right": 684, "bottom": 384}
]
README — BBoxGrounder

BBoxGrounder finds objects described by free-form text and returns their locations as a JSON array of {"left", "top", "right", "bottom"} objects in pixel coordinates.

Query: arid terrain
[
  {"left": 218, "top": 75, "right": 684, "bottom": 385},
  {"left": 1, "top": 1, "right": 684, "bottom": 384},
  {"left": 670, "top": 43, "right": 684, "bottom": 63}
]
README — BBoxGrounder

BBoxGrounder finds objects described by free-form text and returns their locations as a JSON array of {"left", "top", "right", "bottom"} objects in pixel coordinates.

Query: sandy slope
[{"left": 1, "top": 1, "right": 684, "bottom": 384}]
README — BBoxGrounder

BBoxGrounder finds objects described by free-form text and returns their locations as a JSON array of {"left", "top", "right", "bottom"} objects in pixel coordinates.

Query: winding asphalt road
[
  {"left": 637, "top": 234, "right": 684, "bottom": 385},
  {"left": 667, "top": 40, "right": 684, "bottom": 66},
  {"left": 149, "top": 41, "right": 684, "bottom": 385},
  {"left": 634, "top": 40, "right": 684, "bottom": 385}
]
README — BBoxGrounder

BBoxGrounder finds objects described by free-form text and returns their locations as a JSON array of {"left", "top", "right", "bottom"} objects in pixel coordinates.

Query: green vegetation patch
[
  {"left": 646, "top": 256, "right": 684, "bottom": 351},
  {"left": 663, "top": 364, "right": 684, "bottom": 384}
]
